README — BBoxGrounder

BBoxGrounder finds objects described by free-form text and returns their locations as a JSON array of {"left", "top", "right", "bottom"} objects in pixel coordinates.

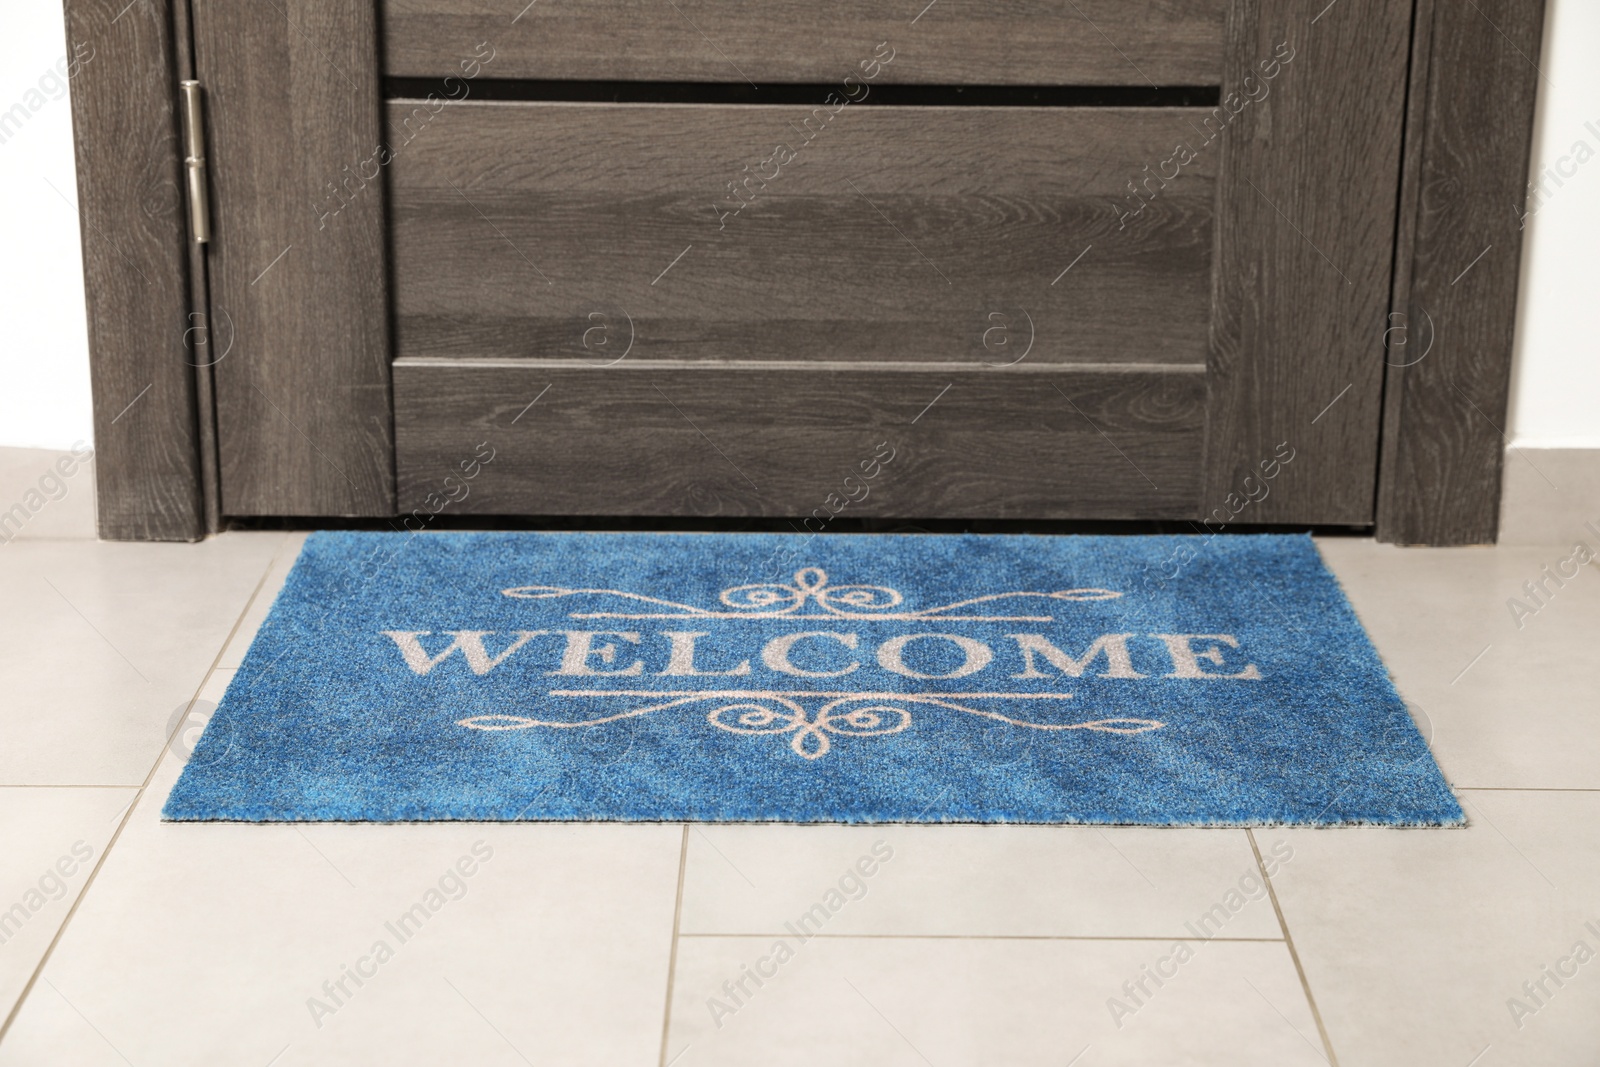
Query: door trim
[
  {"left": 64, "top": 0, "right": 1544, "bottom": 543},
  {"left": 1375, "top": 0, "right": 1548, "bottom": 545},
  {"left": 64, "top": 0, "right": 205, "bottom": 541}
]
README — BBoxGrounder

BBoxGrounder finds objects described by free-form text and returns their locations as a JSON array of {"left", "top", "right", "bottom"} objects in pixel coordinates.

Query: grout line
[
  {"left": 1457, "top": 786, "right": 1600, "bottom": 793},
  {"left": 0, "top": 537, "right": 109, "bottom": 544},
  {"left": 0, "top": 532, "right": 293, "bottom": 1044},
  {"left": 678, "top": 932, "right": 1285, "bottom": 943},
  {"left": 0, "top": 784, "right": 145, "bottom": 790},
  {"left": 1248, "top": 829, "right": 1340, "bottom": 1066},
  {"left": 656, "top": 824, "right": 691, "bottom": 1067}
]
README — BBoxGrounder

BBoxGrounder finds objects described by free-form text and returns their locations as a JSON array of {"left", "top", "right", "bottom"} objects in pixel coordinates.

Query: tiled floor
[{"left": 0, "top": 531, "right": 1596, "bottom": 1065}]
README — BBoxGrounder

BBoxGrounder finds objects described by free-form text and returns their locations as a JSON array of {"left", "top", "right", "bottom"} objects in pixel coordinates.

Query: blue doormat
[{"left": 163, "top": 532, "right": 1462, "bottom": 826}]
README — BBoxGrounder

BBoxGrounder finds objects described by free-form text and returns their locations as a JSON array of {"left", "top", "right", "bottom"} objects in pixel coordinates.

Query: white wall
[
  {"left": 1508, "top": 0, "right": 1600, "bottom": 448},
  {"left": 0, "top": 1, "right": 1595, "bottom": 452},
  {"left": 0, "top": 1, "right": 93, "bottom": 451}
]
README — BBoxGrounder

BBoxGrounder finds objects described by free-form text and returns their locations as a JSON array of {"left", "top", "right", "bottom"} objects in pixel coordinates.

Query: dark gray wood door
[{"left": 192, "top": 0, "right": 1414, "bottom": 525}]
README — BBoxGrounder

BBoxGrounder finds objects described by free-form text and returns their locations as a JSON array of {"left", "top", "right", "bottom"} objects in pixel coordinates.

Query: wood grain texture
[
  {"left": 173, "top": 0, "right": 223, "bottom": 534},
  {"left": 191, "top": 0, "right": 393, "bottom": 516},
  {"left": 391, "top": 104, "right": 1216, "bottom": 366},
  {"left": 1375, "top": 0, "right": 1546, "bottom": 545},
  {"left": 1202, "top": 0, "right": 1413, "bottom": 525},
  {"left": 64, "top": 0, "right": 202, "bottom": 541},
  {"left": 394, "top": 361, "right": 1205, "bottom": 519},
  {"left": 383, "top": 0, "right": 1225, "bottom": 87}
]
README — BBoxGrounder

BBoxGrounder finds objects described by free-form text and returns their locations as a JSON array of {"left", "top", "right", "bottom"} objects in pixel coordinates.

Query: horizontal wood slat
[
  {"left": 382, "top": 0, "right": 1225, "bottom": 86},
  {"left": 393, "top": 361, "right": 1205, "bottom": 519},
  {"left": 391, "top": 104, "right": 1216, "bottom": 367}
]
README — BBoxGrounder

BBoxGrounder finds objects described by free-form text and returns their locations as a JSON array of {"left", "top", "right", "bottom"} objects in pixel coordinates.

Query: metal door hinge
[{"left": 179, "top": 80, "right": 210, "bottom": 244}]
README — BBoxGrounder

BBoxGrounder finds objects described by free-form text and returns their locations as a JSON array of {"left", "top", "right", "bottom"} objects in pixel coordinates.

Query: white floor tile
[
  {"left": 1316, "top": 538, "right": 1600, "bottom": 788},
  {"left": 218, "top": 532, "right": 307, "bottom": 670},
  {"left": 664, "top": 935, "right": 1326, "bottom": 1066},
  {"left": 0, "top": 739, "right": 684, "bottom": 1066},
  {"left": 1269, "top": 789, "right": 1600, "bottom": 1066},
  {"left": 0, "top": 534, "right": 287, "bottom": 786},
  {"left": 682, "top": 824, "right": 1285, "bottom": 940},
  {"left": 0, "top": 788, "right": 134, "bottom": 1023}
]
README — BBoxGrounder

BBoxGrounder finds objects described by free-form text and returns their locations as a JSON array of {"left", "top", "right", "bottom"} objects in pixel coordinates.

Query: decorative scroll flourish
[
  {"left": 458, "top": 690, "right": 1163, "bottom": 761},
  {"left": 502, "top": 566, "right": 1120, "bottom": 621}
]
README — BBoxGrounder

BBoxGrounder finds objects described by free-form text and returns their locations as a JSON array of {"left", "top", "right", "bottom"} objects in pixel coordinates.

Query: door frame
[{"left": 63, "top": 0, "right": 1546, "bottom": 544}]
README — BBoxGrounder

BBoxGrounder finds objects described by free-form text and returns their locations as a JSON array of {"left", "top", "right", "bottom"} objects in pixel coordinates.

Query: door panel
[
  {"left": 390, "top": 104, "right": 1216, "bottom": 367},
  {"left": 192, "top": 0, "right": 393, "bottom": 517},
  {"left": 383, "top": 0, "right": 1227, "bottom": 85},
  {"left": 195, "top": 0, "right": 1417, "bottom": 527},
  {"left": 1202, "top": 0, "right": 1413, "bottom": 525},
  {"left": 394, "top": 363, "right": 1205, "bottom": 518}
]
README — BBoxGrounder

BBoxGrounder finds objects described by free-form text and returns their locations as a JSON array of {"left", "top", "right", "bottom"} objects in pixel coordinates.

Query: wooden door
[{"left": 191, "top": 0, "right": 1415, "bottom": 525}]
